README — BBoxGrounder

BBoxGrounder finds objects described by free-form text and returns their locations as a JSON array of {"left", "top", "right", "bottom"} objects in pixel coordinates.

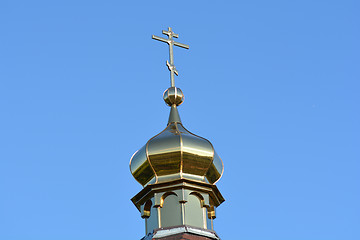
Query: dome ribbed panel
[
  {"left": 177, "top": 124, "right": 213, "bottom": 176},
  {"left": 130, "top": 145, "right": 155, "bottom": 186},
  {"left": 147, "top": 124, "right": 182, "bottom": 176},
  {"left": 205, "top": 151, "right": 223, "bottom": 184}
]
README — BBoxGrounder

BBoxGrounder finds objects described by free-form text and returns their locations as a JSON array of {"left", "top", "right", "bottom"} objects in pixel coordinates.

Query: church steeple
[{"left": 130, "top": 28, "right": 224, "bottom": 240}]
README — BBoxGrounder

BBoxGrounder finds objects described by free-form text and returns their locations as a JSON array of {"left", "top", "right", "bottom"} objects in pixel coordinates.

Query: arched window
[
  {"left": 160, "top": 192, "right": 181, "bottom": 227},
  {"left": 184, "top": 192, "right": 206, "bottom": 228}
]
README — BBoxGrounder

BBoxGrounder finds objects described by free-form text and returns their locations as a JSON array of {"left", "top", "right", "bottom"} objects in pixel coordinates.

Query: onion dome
[{"left": 130, "top": 87, "right": 224, "bottom": 186}]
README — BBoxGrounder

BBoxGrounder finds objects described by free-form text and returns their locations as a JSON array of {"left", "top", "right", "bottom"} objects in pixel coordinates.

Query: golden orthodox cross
[{"left": 152, "top": 27, "right": 189, "bottom": 87}]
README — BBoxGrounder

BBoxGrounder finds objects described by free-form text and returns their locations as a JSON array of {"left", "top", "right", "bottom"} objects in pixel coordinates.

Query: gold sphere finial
[{"left": 163, "top": 87, "right": 184, "bottom": 106}]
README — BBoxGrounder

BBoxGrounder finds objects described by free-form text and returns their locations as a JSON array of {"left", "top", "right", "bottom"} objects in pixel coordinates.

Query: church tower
[{"left": 130, "top": 27, "right": 225, "bottom": 240}]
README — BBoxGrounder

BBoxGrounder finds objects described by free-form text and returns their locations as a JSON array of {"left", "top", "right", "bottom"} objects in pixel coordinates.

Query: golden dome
[{"left": 130, "top": 87, "right": 224, "bottom": 187}]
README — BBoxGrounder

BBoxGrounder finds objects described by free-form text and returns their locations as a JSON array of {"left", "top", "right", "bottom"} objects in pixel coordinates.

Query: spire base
[{"left": 168, "top": 105, "right": 182, "bottom": 124}]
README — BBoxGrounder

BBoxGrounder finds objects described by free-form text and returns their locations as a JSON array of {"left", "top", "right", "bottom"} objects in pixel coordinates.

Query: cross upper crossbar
[
  {"left": 152, "top": 27, "right": 189, "bottom": 87},
  {"left": 152, "top": 35, "right": 189, "bottom": 49}
]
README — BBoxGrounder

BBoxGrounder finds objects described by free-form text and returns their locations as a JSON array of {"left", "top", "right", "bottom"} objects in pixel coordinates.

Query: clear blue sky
[{"left": 0, "top": 0, "right": 359, "bottom": 239}]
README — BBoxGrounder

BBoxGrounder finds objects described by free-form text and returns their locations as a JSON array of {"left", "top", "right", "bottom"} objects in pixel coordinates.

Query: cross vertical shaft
[{"left": 152, "top": 27, "right": 189, "bottom": 87}]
